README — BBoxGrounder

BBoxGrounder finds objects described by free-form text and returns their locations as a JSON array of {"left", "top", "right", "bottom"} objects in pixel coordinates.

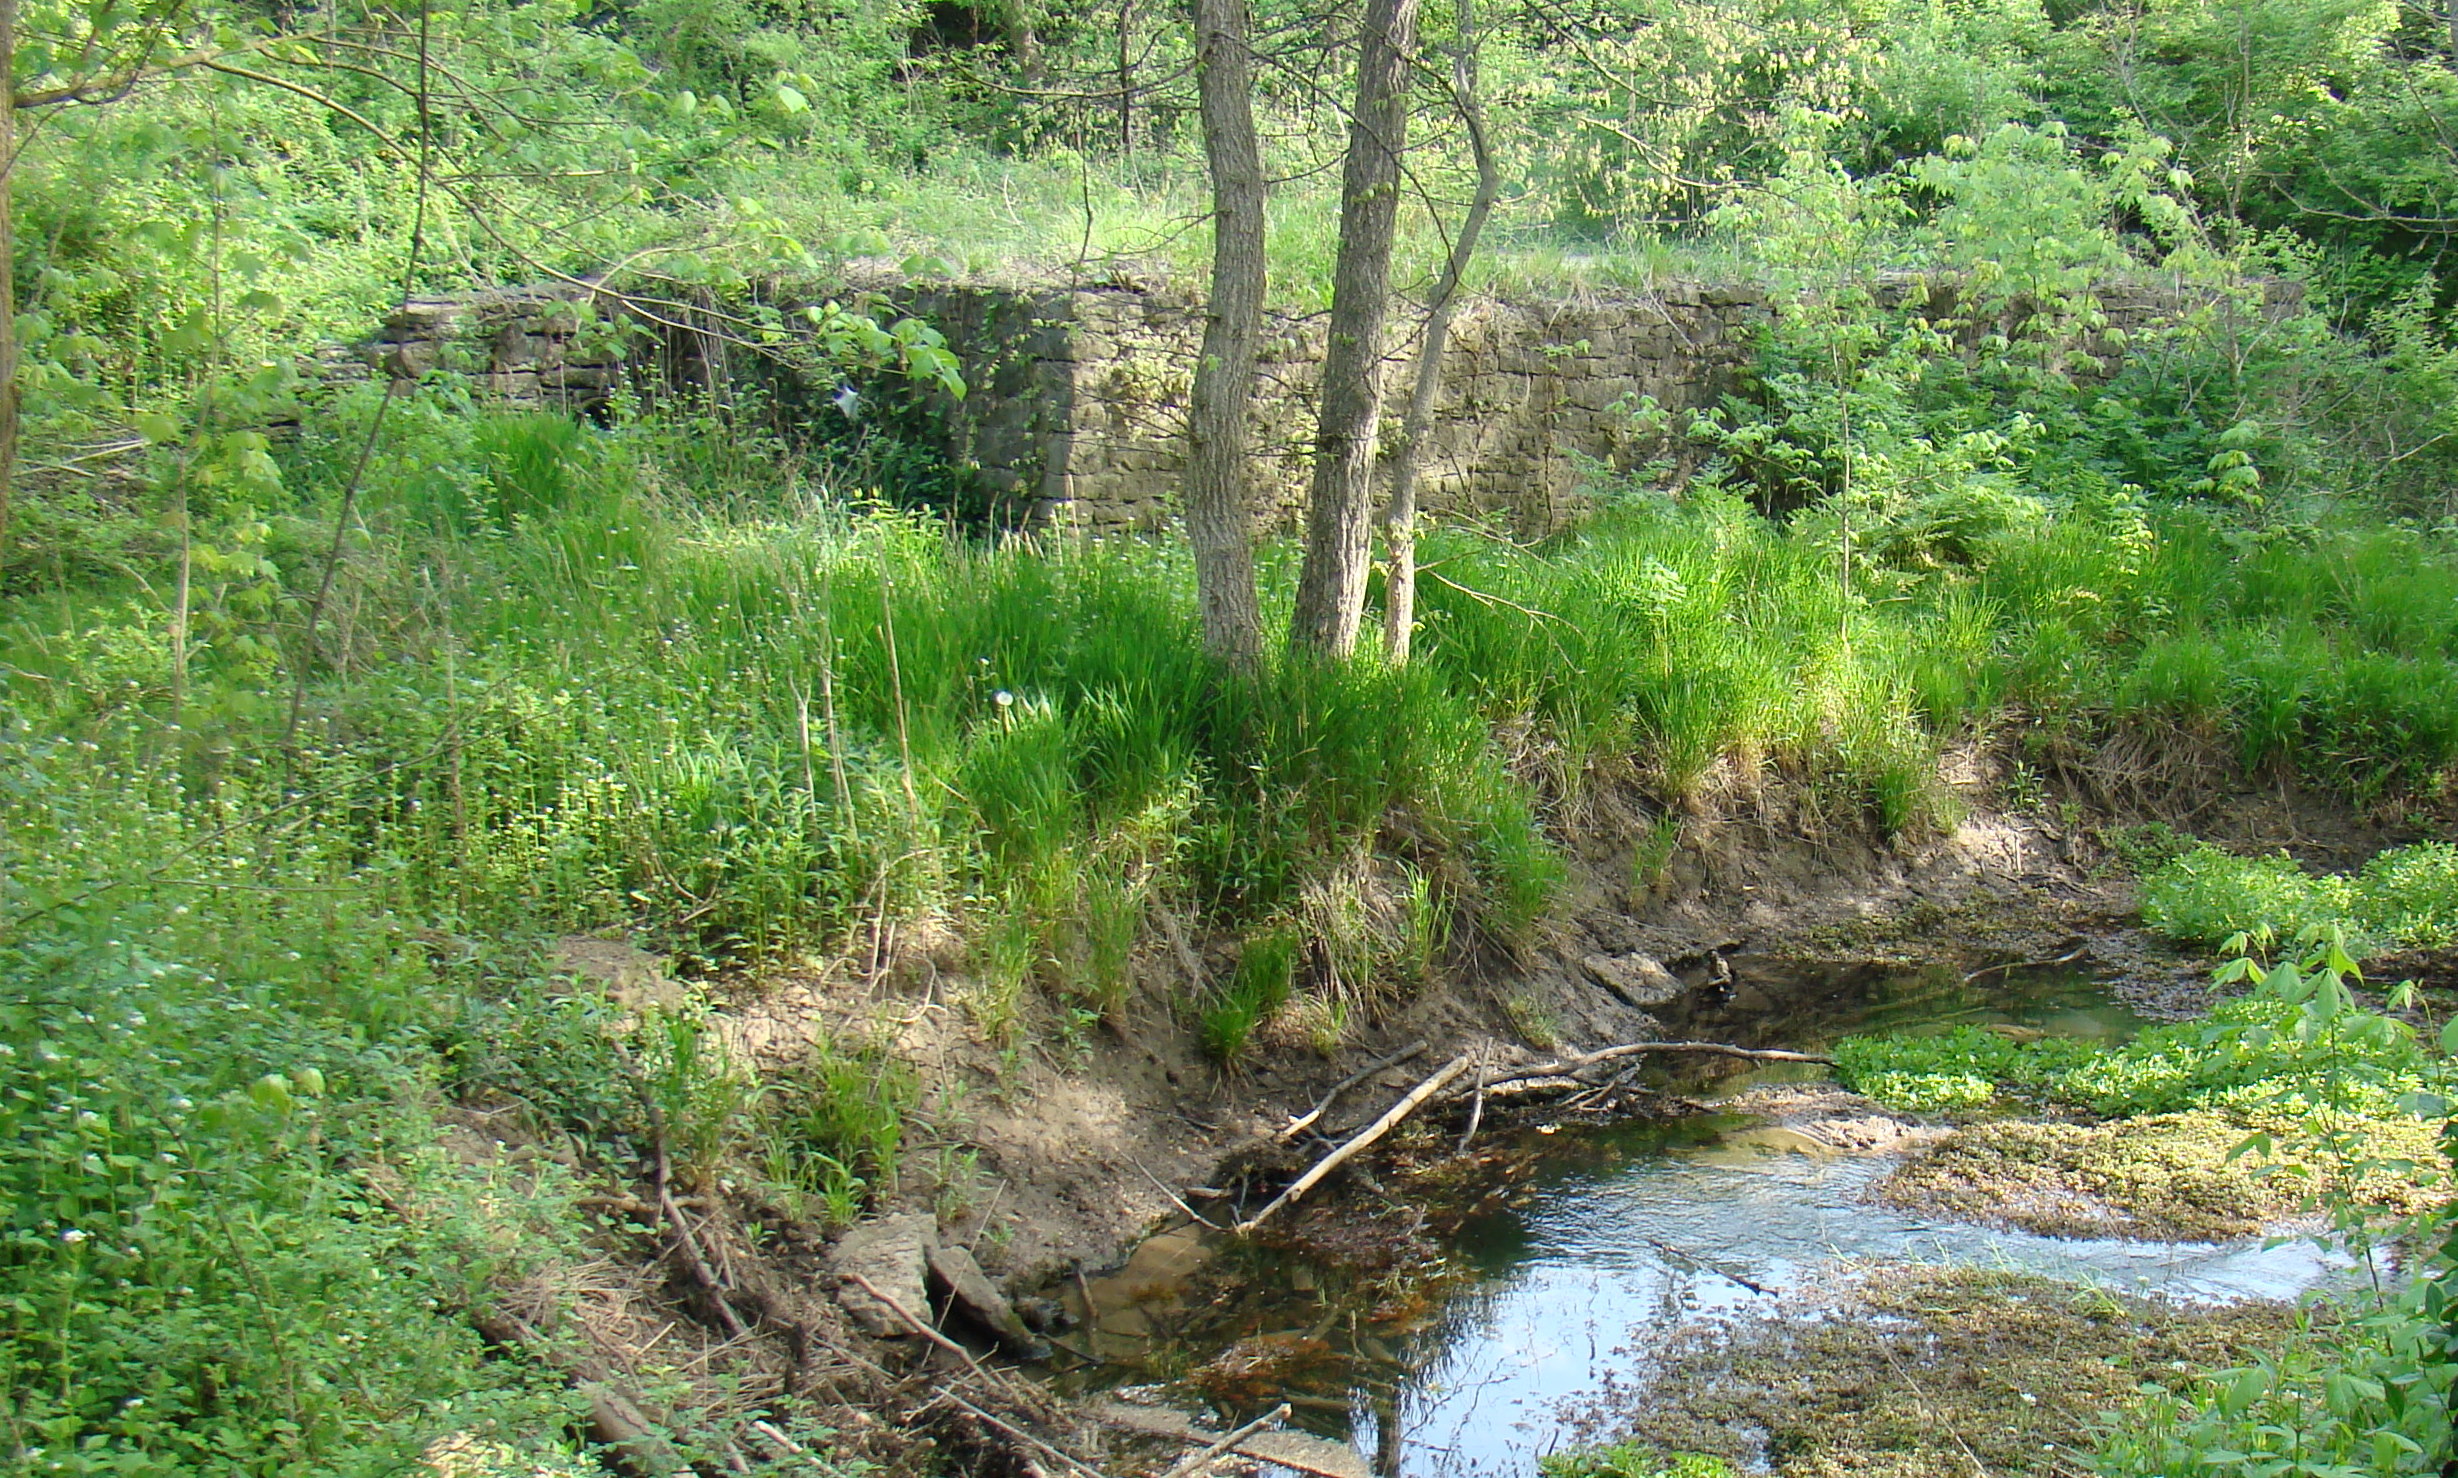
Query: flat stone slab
[
  {"left": 828, "top": 1212, "right": 933, "bottom": 1338},
  {"left": 927, "top": 1242, "right": 1049, "bottom": 1358},
  {"left": 1582, "top": 950, "right": 1684, "bottom": 1008}
]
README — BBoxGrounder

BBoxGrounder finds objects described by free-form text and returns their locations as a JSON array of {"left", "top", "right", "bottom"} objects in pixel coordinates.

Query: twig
[
  {"left": 608, "top": 1041, "right": 750, "bottom": 1341},
  {"left": 1159, "top": 1402, "right": 1293, "bottom": 1478},
  {"left": 1277, "top": 1040, "right": 1429, "bottom": 1142},
  {"left": 1239, "top": 1054, "right": 1474, "bottom": 1232},
  {"left": 843, "top": 1273, "right": 1043, "bottom": 1412},
  {"left": 1468, "top": 1040, "right": 1833, "bottom": 1098},
  {"left": 1961, "top": 944, "right": 2088, "bottom": 984},
  {"left": 1455, "top": 1048, "right": 1488, "bottom": 1156},
  {"left": 1130, "top": 1156, "right": 1224, "bottom": 1230},
  {"left": 941, "top": 1392, "right": 1116, "bottom": 1478}
]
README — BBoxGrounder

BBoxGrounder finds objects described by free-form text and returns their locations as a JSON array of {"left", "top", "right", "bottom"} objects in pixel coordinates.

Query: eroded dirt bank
[{"left": 781, "top": 767, "right": 2406, "bottom": 1284}]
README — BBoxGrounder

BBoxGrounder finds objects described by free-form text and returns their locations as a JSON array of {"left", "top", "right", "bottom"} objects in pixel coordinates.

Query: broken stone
[
  {"left": 1582, "top": 950, "right": 1684, "bottom": 1008},
  {"left": 828, "top": 1212, "right": 933, "bottom": 1338},
  {"left": 927, "top": 1242, "right": 1051, "bottom": 1359}
]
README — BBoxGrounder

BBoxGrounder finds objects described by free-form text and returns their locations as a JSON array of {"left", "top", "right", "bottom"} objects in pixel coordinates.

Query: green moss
[
  {"left": 1594, "top": 1266, "right": 2302, "bottom": 1478},
  {"left": 1878, "top": 1110, "right": 2446, "bottom": 1239}
]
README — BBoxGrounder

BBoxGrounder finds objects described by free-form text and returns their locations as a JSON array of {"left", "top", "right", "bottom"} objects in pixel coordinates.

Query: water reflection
[{"left": 1064, "top": 965, "right": 2339, "bottom": 1476}]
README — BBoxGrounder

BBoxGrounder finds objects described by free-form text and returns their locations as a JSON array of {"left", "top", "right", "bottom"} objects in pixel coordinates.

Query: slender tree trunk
[
  {"left": 1117, "top": 0, "right": 1135, "bottom": 163},
  {"left": 1292, "top": 0, "right": 1421, "bottom": 657},
  {"left": 1184, "top": 0, "right": 1266, "bottom": 668},
  {"left": 1383, "top": 0, "right": 1494, "bottom": 664},
  {"left": 0, "top": 0, "right": 20, "bottom": 579}
]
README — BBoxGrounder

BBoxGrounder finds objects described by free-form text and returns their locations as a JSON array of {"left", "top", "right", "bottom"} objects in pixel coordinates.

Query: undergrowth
[{"left": 2144, "top": 842, "right": 2458, "bottom": 957}]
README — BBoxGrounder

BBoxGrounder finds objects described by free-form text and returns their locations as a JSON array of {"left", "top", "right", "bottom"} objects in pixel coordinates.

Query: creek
[{"left": 1059, "top": 960, "right": 2353, "bottom": 1476}]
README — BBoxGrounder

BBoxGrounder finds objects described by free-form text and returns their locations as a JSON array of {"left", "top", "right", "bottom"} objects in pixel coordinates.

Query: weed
[
  {"left": 1540, "top": 1444, "right": 1737, "bottom": 1478},
  {"left": 1501, "top": 990, "right": 1564, "bottom": 1050},
  {"left": 2102, "top": 820, "right": 2198, "bottom": 875},
  {"left": 2141, "top": 840, "right": 2458, "bottom": 957},
  {"left": 1629, "top": 813, "right": 1683, "bottom": 900},
  {"left": 2141, "top": 847, "right": 2361, "bottom": 954},
  {"left": 767, "top": 1037, "right": 917, "bottom": 1218},
  {"left": 1200, "top": 927, "right": 1299, "bottom": 1063}
]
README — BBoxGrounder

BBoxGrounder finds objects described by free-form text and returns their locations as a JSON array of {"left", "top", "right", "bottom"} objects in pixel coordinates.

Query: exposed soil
[{"left": 851, "top": 760, "right": 2408, "bottom": 1284}]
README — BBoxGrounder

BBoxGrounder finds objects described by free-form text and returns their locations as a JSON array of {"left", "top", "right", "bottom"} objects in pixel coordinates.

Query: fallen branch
[
  {"left": 1468, "top": 1040, "right": 1832, "bottom": 1097},
  {"left": 1239, "top": 1054, "right": 1473, "bottom": 1233},
  {"left": 1160, "top": 1402, "right": 1293, "bottom": 1478},
  {"left": 1276, "top": 1039, "right": 1430, "bottom": 1142}
]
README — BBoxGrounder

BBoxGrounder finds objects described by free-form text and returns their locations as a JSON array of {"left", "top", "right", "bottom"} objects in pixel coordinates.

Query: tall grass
[{"left": 14, "top": 409, "right": 2458, "bottom": 1012}]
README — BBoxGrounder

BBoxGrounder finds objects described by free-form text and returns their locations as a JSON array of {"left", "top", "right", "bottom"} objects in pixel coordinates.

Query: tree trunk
[
  {"left": 1382, "top": 0, "right": 1494, "bottom": 664},
  {"left": 0, "top": 0, "right": 20, "bottom": 579},
  {"left": 1291, "top": 0, "right": 1420, "bottom": 658},
  {"left": 1184, "top": 0, "right": 1266, "bottom": 668}
]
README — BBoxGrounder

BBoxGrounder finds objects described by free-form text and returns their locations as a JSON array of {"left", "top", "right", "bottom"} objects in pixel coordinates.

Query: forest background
[{"left": 4, "top": 0, "right": 2458, "bottom": 1470}]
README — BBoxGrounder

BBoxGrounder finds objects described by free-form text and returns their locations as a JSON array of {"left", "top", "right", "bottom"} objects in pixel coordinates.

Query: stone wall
[
  {"left": 331, "top": 274, "right": 2226, "bottom": 536},
  {"left": 900, "top": 280, "right": 1771, "bottom": 536},
  {"left": 318, "top": 286, "right": 626, "bottom": 415}
]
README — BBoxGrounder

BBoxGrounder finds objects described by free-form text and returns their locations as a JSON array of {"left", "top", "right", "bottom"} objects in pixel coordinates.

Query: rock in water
[
  {"left": 1582, "top": 951, "right": 1684, "bottom": 1008},
  {"left": 927, "top": 1243, "right": 1051, "bottom": 1359},
  {"left": 829, "top": 1212, "right": 933, "bottom": 1337}
]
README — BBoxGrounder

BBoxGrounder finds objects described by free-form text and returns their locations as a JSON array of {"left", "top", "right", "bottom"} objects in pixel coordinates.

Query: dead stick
[
  {"left": 1962, "top": 943, "right": 2087, "bottom": 984},
  {"left": 940, "top": 1392, "right": 1117, "bottom": 1478},
  {"left": 1277, "top": 1039, "right": 1430, "bottom": 1142},
  {"left": 1469, "top": 1040, "right": 1831, "bottom": 1096},
  {"left": 844, "top": 1272, "right": 1042, "bottom": 1411},
  {"left": 1131, "top": 1155, "right": 1223, "bottom": 1230},
  {"left": 1239, "top": 1054, "right": 1472, "bottom": 1233},
  {"left": 1455, "top": 1048, "right": 1488, "bottom": 1157},
  {"left": 1160, "top": 1402, "right": 1293, "bottom": 1478}
]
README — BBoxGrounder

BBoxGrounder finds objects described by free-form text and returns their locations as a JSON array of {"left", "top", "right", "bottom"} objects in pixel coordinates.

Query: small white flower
[
  {"left": 61, "top": 1229, "right": 87, "bottom": 1245},
  {"left": 993, "top": 689, "right": 1014, "bottom": 708}
]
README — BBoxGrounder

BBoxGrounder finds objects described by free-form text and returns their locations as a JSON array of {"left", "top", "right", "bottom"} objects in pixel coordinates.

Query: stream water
[{"left": 1060, "top": 961, "right": 2355, "bottom": 1476}]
